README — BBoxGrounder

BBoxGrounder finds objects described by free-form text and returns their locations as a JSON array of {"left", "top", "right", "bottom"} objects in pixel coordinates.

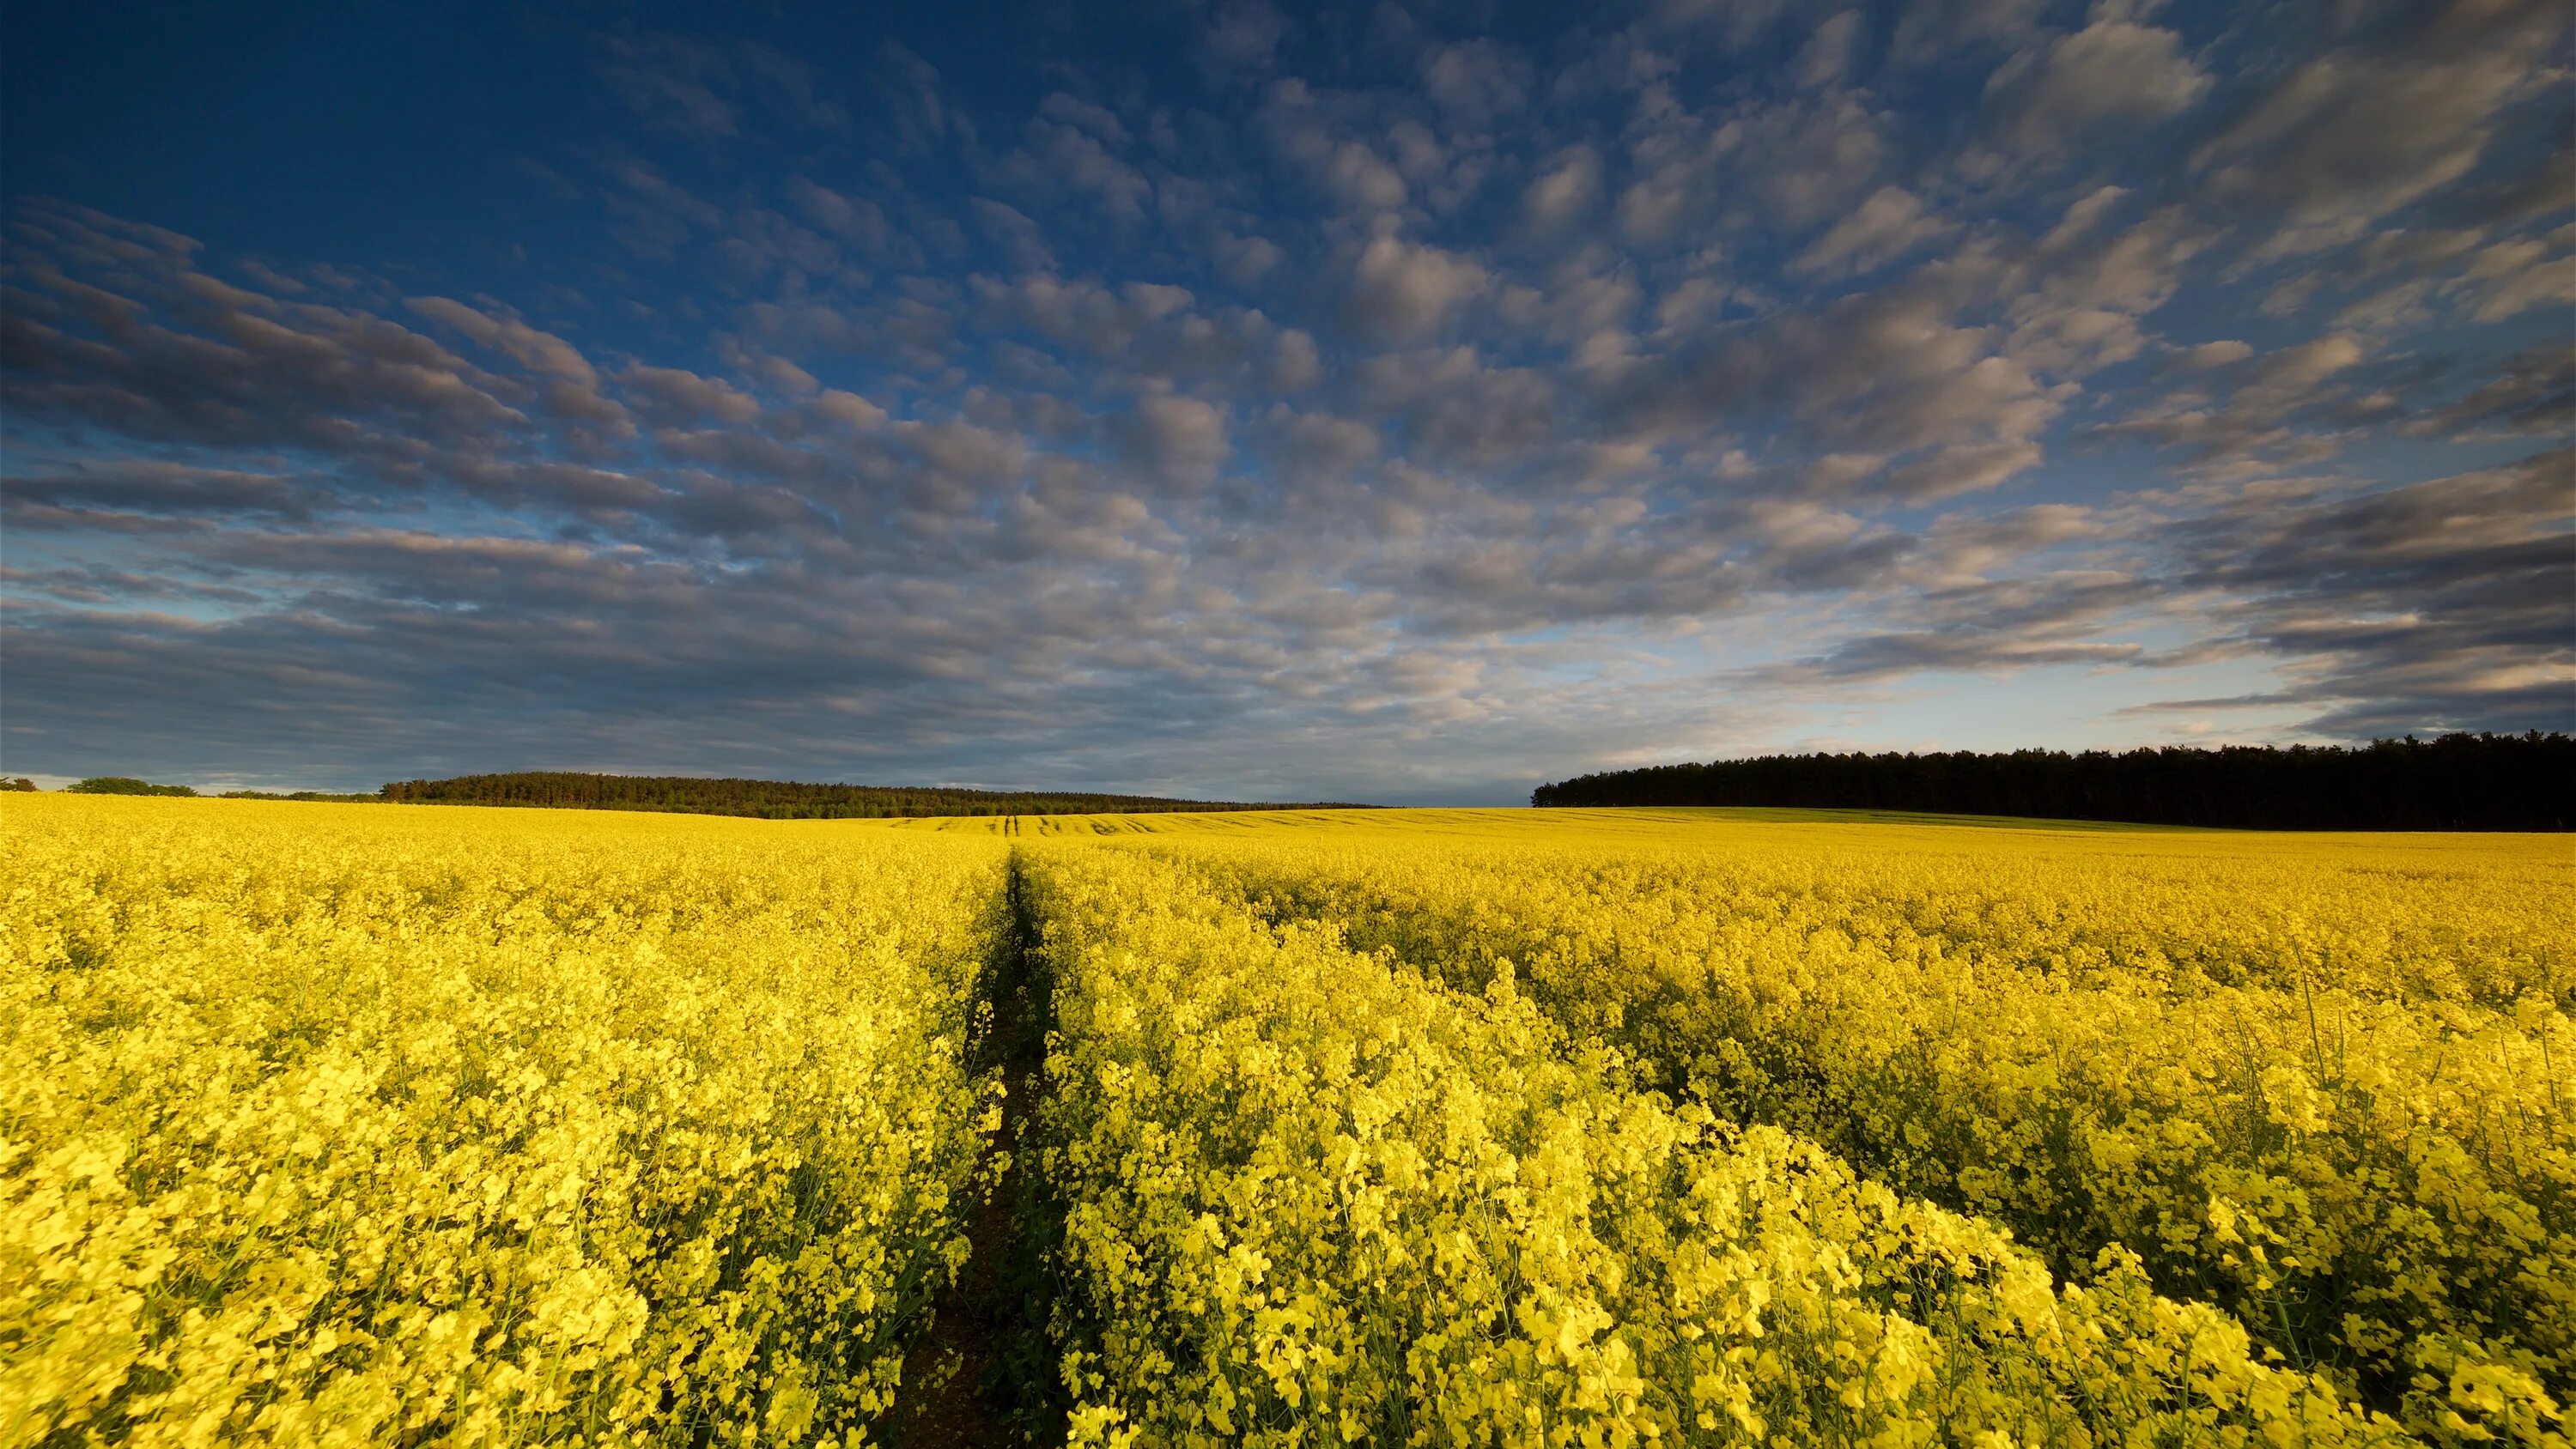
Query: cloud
[
  {"left": 1791, "top": 186, "right": 1954, "bottom": 279},
  {"left": 1886, "top": 0, "right": 2045, "bottom": 66},
  {"left": 1421, "top": 40, "right": 1529, "bottom": 129},
  {"left": 1344, "top": 234, "right": 1487, "bottom": 340},
  {"left": 1258, "top": 82, "right": 1413, "bottom": 215},
  {"left": 1523, "top": 147, "right": 1605, "bottom": 231},
  {"left": 3, "top": 206, "right": 527, "bottom": 470},
  {"left": 1214, "top": 232, "right": 1285, "bottom": 286},
  {"left": 3, "top": 459, "right": 319, "bottom": 520},
  {"left": 1619, "top": 90, "right": 1887, "bottom": 241},
  {"left": 1793, "top": 11, "right": 1867, "bottom": 89},
  {"left": 406, "top": 298, "right": 596, "bottom": 385},
  {"left": 1352, "top": 349, "right": 1557, "bottom": 470},
  {"left": 1110, "top": 388, "right": 1231, "bottom": 488},
  {"left": 2188, "top": 0, "right": 2561, "bottom": 254},
  {"left": 2402, "top": 345, "right": 2576, "bottom": 440},
  {"left": 593, "top": 33, "right": 843, "bottom": 141},
  {"left": 967, "top": 197, "right": 1056, "bottom": 272},
  {"left": 1263, "top": 406, "right": 1382, "bottom": 482},
  {"left": 2087, "top": 333, "right": 2374, "bottom": 469},
  {"left": 784, "top": 179, "right": 911, "bottom": 265},
  {"left": 1200, "top": 0, "right": 1287, "bottom": 70},
  {"left": 1622, "top": 279, "right": 2064, "bottom": 502},
  {"left": 1983, "top": 19, "right": 2209, "bottom": 156},
  {"left": 993, "top": 113, "right": 1154, "bottom": 228},
  {"left": 865, "top": 40, "right": 956, "bottom": 154},
  {"left": 623, "top": 365, "right": 762, "bottom": 427},
  {"left": 2152, "top": 450, "right": 2574, "bottom": 736},
  {"left": 981, "top": 272, "right": 1148, "bottom": 351},
  {"left": 599, "top": 158, "right": 725, "bottom": 258},
  {"left": 2450, "top": 227, "right": 2576, "bottom": 322},
  {"left": 3, "top": 0, "right": 2569, "bottom": 798}
]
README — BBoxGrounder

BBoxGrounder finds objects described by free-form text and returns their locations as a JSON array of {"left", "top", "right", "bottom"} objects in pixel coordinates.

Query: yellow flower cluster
[
  {"left": 1115, "top": 810, "right": 2572, "bottom": 1445},
  {"left": 9, "top": 797, "right": 2556, "bottom": 1446},
  {"left": 1019, "top": 842, "right": 2409, "bottom": 1448},
  {"left": 2, "top": 796, "right": 1008, "bottom": 1448}
]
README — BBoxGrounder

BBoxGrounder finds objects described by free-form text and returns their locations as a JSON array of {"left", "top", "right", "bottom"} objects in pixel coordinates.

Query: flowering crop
[
  {"left": 1020, "top": 842, "right": 2409, "bottom": 1447},
  {"left": 8, "top": 798, "right": 2557, "bottom": 1447},
  {"left": 1115, "top": 810, "right": 2572, "bottom": 1444},
  {"left": 2, "top": 796, "right": 1008, "bottom": 1448}
]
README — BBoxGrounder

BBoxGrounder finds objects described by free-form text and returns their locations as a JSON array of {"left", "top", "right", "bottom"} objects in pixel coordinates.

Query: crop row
[
  {"left": 2, "top": 798, "right": 1009, "bottom": 1447},
  {"left": 1143, "top": 827, "right": 2572, "bottom": 1444},
  {"left": 1019, "top": 842, "right": 2404, "bottom": 1446}
]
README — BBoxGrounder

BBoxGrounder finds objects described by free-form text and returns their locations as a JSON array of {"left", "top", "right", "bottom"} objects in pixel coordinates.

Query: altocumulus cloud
[{"left": 1, "top": 0, "right": 2567, "bottom": 802}]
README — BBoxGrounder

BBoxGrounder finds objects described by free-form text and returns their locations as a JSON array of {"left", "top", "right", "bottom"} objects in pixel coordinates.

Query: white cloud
[
  {"left": 1793, "top": 11, "right": 1867, "bottom": 89},
  {"left": 1111, "top": 388, "right": 1231, "bottom": 488},
  {"left": 1345, "top": 234, "right": 1488, "bottom": 340},
  {"left": 1524, "top": 147, "right": 1605, "bottom": 231},
  {"left": 2190, "top": 0, "right": 2561, "bottom": 255},
  {"left": 1984, "top": 20, "right": 2209, "bottom": 155},
  {"left": 1791, "top": 186, "right": 1955, "bottom": 278},
  {"left": 1201, "top": 0, "right": 1286, "bottom": 70},
  {"left": 623, "top": 365, "right": 761, "bottom": 426},
  {"left": 1422, "top": 40, "right": 1528, "bottom": 129}
]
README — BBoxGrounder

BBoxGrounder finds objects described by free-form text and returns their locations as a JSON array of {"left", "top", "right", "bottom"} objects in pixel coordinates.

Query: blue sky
[{"left": 3, "top": 0, "right": 2567, "bottom": 803}]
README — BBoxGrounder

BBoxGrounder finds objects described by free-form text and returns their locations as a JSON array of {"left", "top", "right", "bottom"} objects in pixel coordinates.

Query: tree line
[
  {"left": 379, "top": 771, "right": 1367, "bottom": 819},
  {"left": 63, "top": 776, "right": 197, "bottom": 797},
  {"left": 1531, "top": 732, "right": 2574, "bottom": 830}
]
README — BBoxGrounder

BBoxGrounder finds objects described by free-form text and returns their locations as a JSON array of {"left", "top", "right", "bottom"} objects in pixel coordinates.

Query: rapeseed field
[{"left": 5, "top": 797, "right": 2567, "bottom": 1446}]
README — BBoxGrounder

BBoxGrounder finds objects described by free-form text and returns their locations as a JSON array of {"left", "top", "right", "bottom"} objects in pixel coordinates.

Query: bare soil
[{"left": 878, "top": 854, "right": 1062, "bottom": 1446}]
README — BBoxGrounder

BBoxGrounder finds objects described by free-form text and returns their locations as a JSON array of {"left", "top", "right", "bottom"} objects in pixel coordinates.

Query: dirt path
[{"left": 878, "top": 852, "right": 1062, "bottom": 1446}]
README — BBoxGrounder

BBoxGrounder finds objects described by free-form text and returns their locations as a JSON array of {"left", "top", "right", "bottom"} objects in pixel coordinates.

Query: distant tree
[
  {"left": 378, "top": 771, "right": 1370, "bottom": 819},
  {"left": 66, "top": 776, "right": 198, "bottom": 797},
  {"left": 2, "top": 777, "right": 34, "bottom": 791}
]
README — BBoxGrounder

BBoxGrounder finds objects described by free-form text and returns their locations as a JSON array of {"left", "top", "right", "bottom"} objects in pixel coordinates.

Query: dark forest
[
  {"left": 1532, "top": 732, "right": 2574, "bottom": 830},
  {"left": 380, "top": 772, "right": 1365, "bottom": 818}
]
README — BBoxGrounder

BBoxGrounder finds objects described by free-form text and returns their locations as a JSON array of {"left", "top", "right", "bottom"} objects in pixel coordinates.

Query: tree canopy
[
  {"left": 64, "top": 777, "right": 197, "bottom": 797},
  {"left": 380, "top": 772, "right": 1366, "bottom": 819}
]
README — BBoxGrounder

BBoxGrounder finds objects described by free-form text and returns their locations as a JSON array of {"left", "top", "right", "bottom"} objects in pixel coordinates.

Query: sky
[{"left": 1, "top": 0, "right": 2568, "bottom": 804}]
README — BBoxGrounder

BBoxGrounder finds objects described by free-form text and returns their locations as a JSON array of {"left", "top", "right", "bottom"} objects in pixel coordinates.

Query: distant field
[{"left": 9, "top": 794, "right": 2566, "bottom": 1445}]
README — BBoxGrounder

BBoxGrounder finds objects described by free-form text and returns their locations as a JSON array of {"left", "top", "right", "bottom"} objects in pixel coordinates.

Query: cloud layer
[{"left": 3, "top": 0, "right": 2567, "bottom": 800}]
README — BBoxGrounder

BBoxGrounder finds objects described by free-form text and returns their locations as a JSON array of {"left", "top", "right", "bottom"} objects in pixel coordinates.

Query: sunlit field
[{"left": 7, "top": 795, "right": 2568, "bottom": 1446}]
